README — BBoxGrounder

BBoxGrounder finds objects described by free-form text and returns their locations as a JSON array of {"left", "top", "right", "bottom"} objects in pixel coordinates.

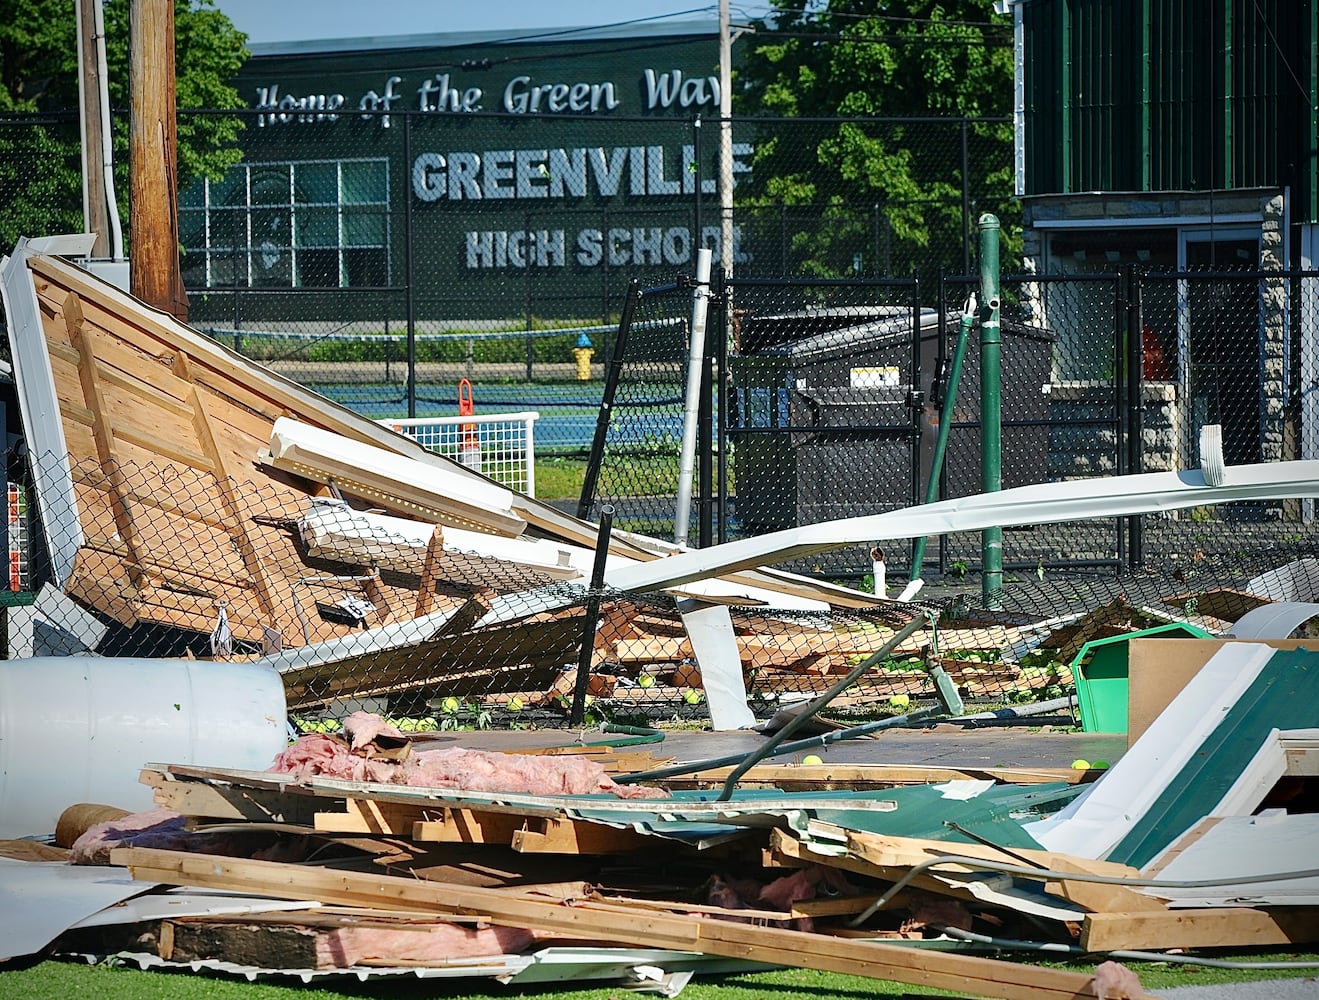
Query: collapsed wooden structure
[{"left": 1, "top": 235, "right": 921, "bottom": 716}]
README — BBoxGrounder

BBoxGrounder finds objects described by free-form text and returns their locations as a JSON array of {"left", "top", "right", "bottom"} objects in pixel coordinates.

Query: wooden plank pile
[{"left": 42, "top": 715, "right": 1319, "bottom": 1000}]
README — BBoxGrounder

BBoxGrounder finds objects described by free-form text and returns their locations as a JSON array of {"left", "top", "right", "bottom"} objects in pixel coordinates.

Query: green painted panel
[
  {"left": 1020, "top": 0, "right": 1318, "bottom": 218},
  {"left": 566, "top": 782, "right": 1082, "bottom": 850},
  {"left": 1108, "top": 648, "right": 1319, "bottom": 869}
]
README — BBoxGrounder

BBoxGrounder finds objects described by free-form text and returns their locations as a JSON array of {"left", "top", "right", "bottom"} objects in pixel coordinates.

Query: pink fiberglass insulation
[
  {"left": 71, "top": 808, "right": 192, "bottom": 864},
  {"left": 704, "top": 865, "right": 858, "bottom": 932},
  {"left": 71, "top": 809, "right": 307, "bottom": 866},
  {"left": 403, "top": 746, "right": 665, "bottom": 799},
  {"left": 271, "top": 716, "right": 667, "bottom": 799},
  {"left": 1092, "top": 960, "right": 1146, "bottom": 999},
  {"left": 315, "top": 923, "right": 535, "bottom": 968},
  {"left": 270, "top": 732, "right": 402, "bottom": 784},
  {"left": 340, "top": 710, "right": 406, "bottom": 750}
]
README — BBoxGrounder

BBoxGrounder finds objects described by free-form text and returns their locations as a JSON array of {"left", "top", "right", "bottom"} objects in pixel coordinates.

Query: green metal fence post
[{"left": 978, "top": 213, "right": 1002, "bottom": 604}]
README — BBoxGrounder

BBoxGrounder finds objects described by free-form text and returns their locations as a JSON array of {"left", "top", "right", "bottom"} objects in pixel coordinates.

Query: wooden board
[
  {"left": 141, "top": 768, "right": 324, "bottom": 825},
  {"left": 1127, "top": 638, "right": 1317, "bottom": 746},
  {"left": 113, "top": 847, "right": 1143, "bottom": 999},
  {"left": 1081, "top": 907, "right": 1319, "bottom": 950}
]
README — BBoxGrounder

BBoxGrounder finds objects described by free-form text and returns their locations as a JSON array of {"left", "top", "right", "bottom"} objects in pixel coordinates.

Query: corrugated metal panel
[
  {"left": 1107, "top": 647, "right": 1319, "bottom": 870},
  {"left": 1022, "top": 0, "right": 1317, "bottom": 219},
  {"left": 1023, "top": 0, "right": 1064, "bottom": 194}
]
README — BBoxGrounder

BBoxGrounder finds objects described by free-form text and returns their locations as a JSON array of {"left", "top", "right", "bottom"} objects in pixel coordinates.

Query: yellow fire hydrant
[{"left": 573, "top": 332, "right": 594, "bottom": 380}]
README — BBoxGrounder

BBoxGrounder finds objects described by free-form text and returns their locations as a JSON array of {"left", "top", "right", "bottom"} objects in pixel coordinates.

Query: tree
[
  {"left": 734, "top": 0, "right": 1016, "bottom": 279},
  {"left": 0, "top": 0, "right": 247, "bottom": 250}
]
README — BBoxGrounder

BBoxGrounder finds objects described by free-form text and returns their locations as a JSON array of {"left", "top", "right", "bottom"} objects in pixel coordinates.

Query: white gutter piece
[
  {"left": 266, "top": 417, "right": 526, "bottom": 537},
  {"left": 0, "top": 235, "right": 98, "bottom": 586},
  {"left": 301, "top": 499, "right": 827, "bottom": 611},
  {"left": 299, "top": 500, "right": 580, "bottom": 582},
  {"left": 605, "top": 460, "right": 1319, "bottom": 594},
  {"left": 678, "top": 599, "right": 756, "bottom": 730}
]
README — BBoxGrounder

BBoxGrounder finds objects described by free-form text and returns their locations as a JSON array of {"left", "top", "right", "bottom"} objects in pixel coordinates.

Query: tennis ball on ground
[
  {"left": 638, "top": 674, "right": 654, "bottom": 688},
  {"left": 683, "top": 689, "right": 701, "bottom": 705},
  {"left": 1092, "top": 760, "right": 1111, "bottom": 770},
  {"left": 440, "top": 696, "right": 461, "bottom": 714},
  {"left": 507, "top": 696, "right": 525, "bottom": 712},
  {"left": 889, "top": 694, "right": 911, "bottom": 709},
  {"left": 802, "top": 754, "right": 824, "bottom": 766},
  {"left": 1070, "top": 759, "right": 1092, "bottom": 770}
]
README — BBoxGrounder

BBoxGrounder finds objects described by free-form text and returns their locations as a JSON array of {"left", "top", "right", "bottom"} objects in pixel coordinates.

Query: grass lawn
[
  {"left": 534, "top": 455, "right": 589, "bottom": 500},
  {"left": 4, "top": 949, "right": 1318, "bottom": 1000}
]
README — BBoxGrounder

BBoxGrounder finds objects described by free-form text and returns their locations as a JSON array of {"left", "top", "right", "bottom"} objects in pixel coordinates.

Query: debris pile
[{"left": 8, "top": 637, "right": 1319, "bottom": 999}]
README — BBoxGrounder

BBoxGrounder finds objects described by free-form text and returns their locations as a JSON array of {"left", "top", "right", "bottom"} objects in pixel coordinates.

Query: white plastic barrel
[{"left": 0, "top": 656, "right": 287, "bottom": 838}]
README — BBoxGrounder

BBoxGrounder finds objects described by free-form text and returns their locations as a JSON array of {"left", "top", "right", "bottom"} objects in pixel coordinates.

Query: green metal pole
[
  {"left": 909, "top": 295, "right": 976, "bottom": 581},
  {"left": 978, "top": 214, "right": 1002, "bottom": 604}
]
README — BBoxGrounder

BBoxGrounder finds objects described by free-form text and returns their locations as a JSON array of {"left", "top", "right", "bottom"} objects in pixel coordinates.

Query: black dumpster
[
  {"left": 918, "top": 317, "right": 1056, "bottom": 502},
  {"left": 730, "top": 308, "right": 933, "bottom": 532},
  {"left": 729, "top": 307, "right": 1054, "bottom": 534}
]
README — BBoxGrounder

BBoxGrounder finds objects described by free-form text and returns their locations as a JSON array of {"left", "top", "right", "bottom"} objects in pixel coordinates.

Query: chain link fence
[
  {"left": 7, "top": 446, "right": 1319, "bottom": 736},
  {"left": 2, "top": 109, "right": 1012, "bottom": 455},
  {"left": 5, "top": 104, "right": 1319, "bottom": 735}
]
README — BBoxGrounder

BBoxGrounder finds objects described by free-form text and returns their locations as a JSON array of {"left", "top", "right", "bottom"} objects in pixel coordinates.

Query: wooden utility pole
[
  {"left": 129, "top": 0, "right": 188, "bottom": 320},
  {"left": 76, "top": 0, "right": 109, "bottom": 258}
]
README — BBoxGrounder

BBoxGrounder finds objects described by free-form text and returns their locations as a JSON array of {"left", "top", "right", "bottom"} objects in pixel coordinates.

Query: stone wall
[{"left": 1047, "top": 381, "right": 1178, "bottom": 480}]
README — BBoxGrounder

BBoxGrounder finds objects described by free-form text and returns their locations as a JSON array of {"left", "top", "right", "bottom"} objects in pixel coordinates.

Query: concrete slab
[{"left": 444, "top": 725, "right": 1128, "bottom": 771}]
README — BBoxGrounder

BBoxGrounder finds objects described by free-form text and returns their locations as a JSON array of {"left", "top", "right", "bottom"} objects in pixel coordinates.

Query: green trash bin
[{"left": 1071, "top": 622, "right": 1210, "bottom": 733}]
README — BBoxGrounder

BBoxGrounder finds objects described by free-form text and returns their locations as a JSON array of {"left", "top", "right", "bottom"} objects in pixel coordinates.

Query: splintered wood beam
[
  {"left": 842, "top": 829, "right": 1165, "bottom": 915},
  {"left": 63, "top": 290, "right": 148, "bottom": 589},
  {"left": 362, "top": 567, "right": 395, "bottom": 623},
  {"left": 141, "top": 768, "right": 322, "bottom": 825},
  {"left": 174, "top": 351, "right": 281, "bottom": 628},
  {"left": 415, "top": 524, "right": 445, "bottom": 617},
  {"left": 112, "top": 848, "right": 1131, "bottom": 999},
  {"left": 844, "top": 830, "right": 1140, "bottom": 880},
  {"left": 428, "top": 588, "right": 497, "bottom": 638}
]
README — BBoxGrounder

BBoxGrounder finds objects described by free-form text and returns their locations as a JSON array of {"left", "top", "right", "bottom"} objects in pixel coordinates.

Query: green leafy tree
[
  {"left": 735, "top": 0, "right": 1017, "bottom": 278},
  {"left": 0, "top": 0, "right": 247, "bottom": 250}
]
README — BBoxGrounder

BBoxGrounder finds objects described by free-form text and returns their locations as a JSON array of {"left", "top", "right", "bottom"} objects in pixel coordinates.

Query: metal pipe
[
  {"left": 714, "top": 614, "right": 929, "bottom": 800},
  {"left": 674, "top": 248, "right": 713, "bottom": 545},
  {"left": 403, "top": 113, "right": 416, "bottom": 419},
  {"left": 956, "top": 694, "right": 1077, "bottom": 722},
  {"left": 978, "top": 214, "right": 1003, "bottom": 603},
  {"left": 618, "top": 702, "right": 949, "bottom": 786},
  {"left": 580, "top": 723, "right": 666, "bottom": 747},
  {"left": 577, "top": 281, "right": 640, "bottom": 519},
  {"left": 718, "top": 0, "right": 734, "bottom": 277},
  {"left": 94, "top": 0, "right": 123, "bottom": 259},
  {"left": 571, "top": 504, "right": 614, "bottom": 725},
  {"left": 910, "top": 294, "right": 977, "bottom": 581}
]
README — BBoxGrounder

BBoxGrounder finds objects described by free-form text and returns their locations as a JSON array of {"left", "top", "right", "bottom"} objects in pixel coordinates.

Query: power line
[
  {"left": 744, "top": 4, "right": 1010, "bottom": 31},
  {"left": 753, "top": 28, "right": 1013, "bottom": 48}
]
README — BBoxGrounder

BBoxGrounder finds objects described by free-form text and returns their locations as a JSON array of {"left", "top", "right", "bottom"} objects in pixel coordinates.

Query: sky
[{"left": 213, "top": 1, "right": 778, "bottom": 46}]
